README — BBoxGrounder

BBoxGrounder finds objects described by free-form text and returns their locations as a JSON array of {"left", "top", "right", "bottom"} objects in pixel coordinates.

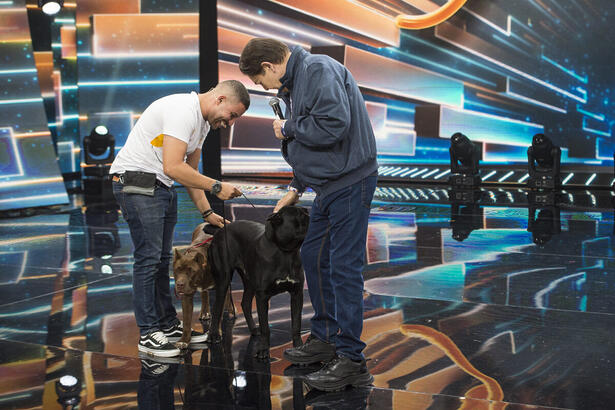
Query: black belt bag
[{"left": 121, "top": 170, "right": 156, "bottom": 196}]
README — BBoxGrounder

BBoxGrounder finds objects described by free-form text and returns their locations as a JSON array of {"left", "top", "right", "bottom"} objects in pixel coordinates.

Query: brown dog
[{"left": 172, "top": 223, "right": 235, "bottom": 348}]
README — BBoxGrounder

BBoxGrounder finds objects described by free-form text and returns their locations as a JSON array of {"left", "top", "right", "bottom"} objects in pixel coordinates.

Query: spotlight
[
  {"left": 83, "top": 126, "right": 116, "bottom": 205},
  {"left": 448, "top": 132, "right": 481, "bottom": 187},
  {"left": 39, "top": 0, "right": 64, "bottom": 15},
  {"left": 83, "top": 126, "right": 115, "bottom": 165},
  {"left": 527, "top": 133, "right": 561, "bottom": 189},
  {"left": 55, "top": 375, "right": 81, "bottom": 407}
]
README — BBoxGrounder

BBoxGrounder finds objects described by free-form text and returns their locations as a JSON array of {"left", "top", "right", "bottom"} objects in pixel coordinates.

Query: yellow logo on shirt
[{"left": 150, "top": 134, "right": 164, "bottom": 147}]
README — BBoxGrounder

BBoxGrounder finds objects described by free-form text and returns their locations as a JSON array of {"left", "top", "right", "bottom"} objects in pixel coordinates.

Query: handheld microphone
[{"left": 268, "top": 97, "right": 285, "bottom": 120}]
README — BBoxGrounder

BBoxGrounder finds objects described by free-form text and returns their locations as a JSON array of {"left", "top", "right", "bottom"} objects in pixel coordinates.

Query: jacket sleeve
[{"left": 283, "top": 63, "right": 351, "bottom": 148}]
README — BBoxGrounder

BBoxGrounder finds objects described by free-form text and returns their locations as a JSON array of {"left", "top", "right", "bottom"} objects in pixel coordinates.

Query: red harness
[{"left": 188, "top": 236, "right": 213, "bottom": 250}]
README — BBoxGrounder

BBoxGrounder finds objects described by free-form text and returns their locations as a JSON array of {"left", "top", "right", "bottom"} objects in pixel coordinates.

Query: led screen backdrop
[
  {"left": 70, "top": 0, "right": 615, "bottom": 175},
  {"left": 1, "top": 0, "right": 614, "bottom": 212},
  {"left": 0, "top": 1, "right": 69, "bottom": 212}
]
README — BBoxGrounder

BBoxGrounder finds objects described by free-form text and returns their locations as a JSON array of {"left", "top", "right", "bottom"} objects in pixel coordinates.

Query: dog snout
[{"left": 176, "top": 276, "right": 187, "bottom": 291}]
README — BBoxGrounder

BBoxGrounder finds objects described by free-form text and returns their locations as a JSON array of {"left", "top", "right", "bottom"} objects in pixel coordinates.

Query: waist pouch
[{"left": 122, "top": 170, "right": 156, "bottom": 196}]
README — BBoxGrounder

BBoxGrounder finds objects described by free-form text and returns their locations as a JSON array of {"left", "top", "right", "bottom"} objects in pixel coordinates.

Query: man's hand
[
  {"left": 273, "top": 119, "right": 286, "bottom": 140},
  {"left": 216, "top": 182, "right": 242, "bottom": 200},
  {"left": 274, "top": 190, "right": 300, "bottom": 213},
  {"left": 204, "top": 212, "right": 231, "bottom": 228}
]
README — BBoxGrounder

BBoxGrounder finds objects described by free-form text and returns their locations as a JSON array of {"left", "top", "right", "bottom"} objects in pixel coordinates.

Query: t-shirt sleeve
[{"left": 161, "top": 107, "right": 194, "bottom": 144}]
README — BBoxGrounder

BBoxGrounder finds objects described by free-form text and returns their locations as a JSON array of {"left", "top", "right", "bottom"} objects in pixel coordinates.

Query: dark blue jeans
[
  {"left": 300, "top": 175, "right": 377, "bottom": 361},
  {"left": 112, "top": 181, "right": 180, "bottom": 336}
]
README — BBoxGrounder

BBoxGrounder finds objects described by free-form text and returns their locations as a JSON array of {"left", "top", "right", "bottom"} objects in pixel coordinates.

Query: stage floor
[{"left": 1, "top": 180, "right": 614, "bottom": 409}]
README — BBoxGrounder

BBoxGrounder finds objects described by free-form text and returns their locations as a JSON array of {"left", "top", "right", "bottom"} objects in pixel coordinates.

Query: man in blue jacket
[{"left": 239, "top": 38, "right": 378, "bottom": 391}]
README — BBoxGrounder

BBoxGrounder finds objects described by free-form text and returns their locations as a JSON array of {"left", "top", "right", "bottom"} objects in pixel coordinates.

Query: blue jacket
[{"left": 279, "top": 47, "right": 378, "bottom": 198}]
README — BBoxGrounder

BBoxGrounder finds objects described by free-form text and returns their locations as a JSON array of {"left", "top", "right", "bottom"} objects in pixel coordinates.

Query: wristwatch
[{"left": 211, "top": 180, "right": 222, "bottom": 195}]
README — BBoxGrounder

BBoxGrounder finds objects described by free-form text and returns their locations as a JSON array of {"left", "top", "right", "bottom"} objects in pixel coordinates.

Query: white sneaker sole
[
  {"left": 138, "top": 344, "right": 181, "bottom": 357},
  {"left": 165, "top": 333, "right": 209, "bottom": 343}
]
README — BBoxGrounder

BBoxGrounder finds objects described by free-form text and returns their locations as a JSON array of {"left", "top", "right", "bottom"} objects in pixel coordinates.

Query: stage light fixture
[
  {"left": 55, "top": 375, "right": 81, "bottom": 407},
  {"left": 39, "top": 0, "right": 64, "bottom": 15},
  {"left": 448, "top": 132, "right": 481, "bottom": 187},
  {"left": 83, "top": 126, "right": 115, "bottom": 165},
  {"left": 527, "top": 133, "right": 561, "bottom": 189},
  {"left": 83, "top": 126, "right": 116, "bottom": 205}
]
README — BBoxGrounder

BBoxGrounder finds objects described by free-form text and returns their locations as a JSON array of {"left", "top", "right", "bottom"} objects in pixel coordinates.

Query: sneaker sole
[
  {"left": 138, "top": 352, "right": 182, "bottom": 363},
  {"left": 283, "top": 350, "right": 336, "bottom": 365},
  {"left": 304, "top": 372, "right": 374, "bottom": 392},
  {"left": 138, "top": 345, "right": 181, "bottom": 357},
  {"left": 165, "top": 334, "right": 209, "bottom": 343}
]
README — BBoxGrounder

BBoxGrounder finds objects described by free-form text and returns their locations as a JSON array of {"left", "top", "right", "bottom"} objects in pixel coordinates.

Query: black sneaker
[
  {"left": 140, "top": 358, "right": 170, "bottom": 377},
  {"left": 303, "top": 354, "right": 374, "bottom": 392},
  {"left": 283, "top": 335, "right": 336, "bottom": 365},
  {"left": 162, "top": 321, "right": 208, "bottom": 343},
  {"left": 138, "top": 331, "right": 181, "bottom": 357}
]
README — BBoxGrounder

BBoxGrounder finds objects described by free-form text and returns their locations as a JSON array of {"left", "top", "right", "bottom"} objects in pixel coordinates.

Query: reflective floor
[{"left": 1, "top": 181, "right": 615, "bottom": 409}]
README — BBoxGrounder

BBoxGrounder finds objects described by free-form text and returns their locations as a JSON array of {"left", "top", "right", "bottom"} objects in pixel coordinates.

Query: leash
[
  {"left": 241, "top": 192, "right": 257, "bottom": 209},
  {"left": 188, "top": 236, "right": 213, "bottom": 250}
]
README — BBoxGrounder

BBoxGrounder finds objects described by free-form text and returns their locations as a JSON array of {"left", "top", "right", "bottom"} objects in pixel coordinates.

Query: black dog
[{"left": 207, "top": 205, "right": 309, "bottom": 359}]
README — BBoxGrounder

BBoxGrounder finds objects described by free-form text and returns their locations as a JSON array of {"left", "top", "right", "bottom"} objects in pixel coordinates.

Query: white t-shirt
[{"left": 110, "top": 92, "right": 210, "bottom": 187}]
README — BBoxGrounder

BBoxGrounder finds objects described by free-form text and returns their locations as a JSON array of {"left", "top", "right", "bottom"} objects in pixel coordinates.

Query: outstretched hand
[
  {"left": 273, "top": 190, "right": 300, "bottom": 213},
  {"left": 216, "top": 182, "right": 242, "bottom": 201}
]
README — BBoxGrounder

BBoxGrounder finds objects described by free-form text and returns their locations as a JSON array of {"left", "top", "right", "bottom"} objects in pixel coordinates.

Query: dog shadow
[
  {"left": 182, "top": 317, "right": 236, "bottom": 408},
  {"left": 236, "top": 334, "right": 273, "bottom": 409}
]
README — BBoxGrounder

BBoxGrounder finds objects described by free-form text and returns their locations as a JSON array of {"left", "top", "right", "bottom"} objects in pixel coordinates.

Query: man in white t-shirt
[{"left": 110, "top": 80, "right": 250, "bottom": 357}]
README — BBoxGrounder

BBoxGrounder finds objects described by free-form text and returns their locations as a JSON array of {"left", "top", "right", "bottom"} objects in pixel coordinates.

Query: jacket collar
[{"left": 278, "top": 46, "right": 307, "bottom": 96}]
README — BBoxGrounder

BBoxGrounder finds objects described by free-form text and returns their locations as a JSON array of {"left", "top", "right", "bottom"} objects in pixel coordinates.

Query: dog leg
[
  {"left": 178, "top": 295, "right": 194, "bottom": 349},
  {"left": 200, "top": 289, "right": 211, "bottom": 331},
  {"left": 224, "top": 287, "right": 236, "bottom": 320},
  {"left": 209, "top": 277, "right": 231, "bottom": 344},
  {"left": 290, "top": 287, "right": 303, "bottom": 347},
  {"left": 255, "top": 292, "right": 270, "bottom": 360},
  {"left": 241, "top": 287, "right": 257, "bottom": 335}
]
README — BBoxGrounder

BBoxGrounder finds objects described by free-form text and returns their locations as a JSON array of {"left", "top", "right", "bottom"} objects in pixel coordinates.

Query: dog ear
[
  {"left": 173, "top": 247, "right": 182, "bottom": 261},
  {"left": 195, "top": 251, "right": 205, "bottom": 267},
  {"left": 265, "top": 213, "right": 281, "bottom": 242}
]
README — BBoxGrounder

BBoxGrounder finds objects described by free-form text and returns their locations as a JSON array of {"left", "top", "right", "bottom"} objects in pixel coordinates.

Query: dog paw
[
  {"left": 175, "top": 341, "right": 189, "bottom": 349},
  {"left": 207, "top": 332, "right": 221, "bottom": 344},
  {"left": 255, "top": 349, "right": 270, "bottom": 361}
]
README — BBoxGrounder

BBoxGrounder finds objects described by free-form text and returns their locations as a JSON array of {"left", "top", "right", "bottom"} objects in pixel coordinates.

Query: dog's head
[
  {"left": 265, "top": 205, "right": 310, "bottom": 251},
  {"left": 172, "top": 247, "right": 206, "bottom": 297}
]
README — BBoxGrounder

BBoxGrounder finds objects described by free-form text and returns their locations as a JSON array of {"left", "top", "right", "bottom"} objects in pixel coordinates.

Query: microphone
[{"left": 269, "top": 97, "right": 285, "bottom": 120}]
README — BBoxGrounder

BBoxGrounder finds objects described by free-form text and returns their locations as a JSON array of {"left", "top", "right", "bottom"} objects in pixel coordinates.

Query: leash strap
[
  {"left": 241, "top": 192, "right": 257, "bottom": 209},
  {"left": 189, "top": 237, "right": 213, "bottom": 249}
]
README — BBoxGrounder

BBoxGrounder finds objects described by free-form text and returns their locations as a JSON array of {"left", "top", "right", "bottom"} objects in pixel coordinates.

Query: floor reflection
[{"left": 1, "top": 182, "right": 615, "bottom": 408}]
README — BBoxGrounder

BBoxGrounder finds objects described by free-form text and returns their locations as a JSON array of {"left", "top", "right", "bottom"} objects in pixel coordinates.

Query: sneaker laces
[
  {"left": 324, "top": 355, "right": 343, "bottom": 369},
  {"left": 150, "top": 331, "right": 169, "bottom": 344}
]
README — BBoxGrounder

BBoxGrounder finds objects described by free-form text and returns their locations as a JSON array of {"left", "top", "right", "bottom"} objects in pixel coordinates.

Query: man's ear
[{"left": 261, "top": 62, "right": 275, "bottom": 73}]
